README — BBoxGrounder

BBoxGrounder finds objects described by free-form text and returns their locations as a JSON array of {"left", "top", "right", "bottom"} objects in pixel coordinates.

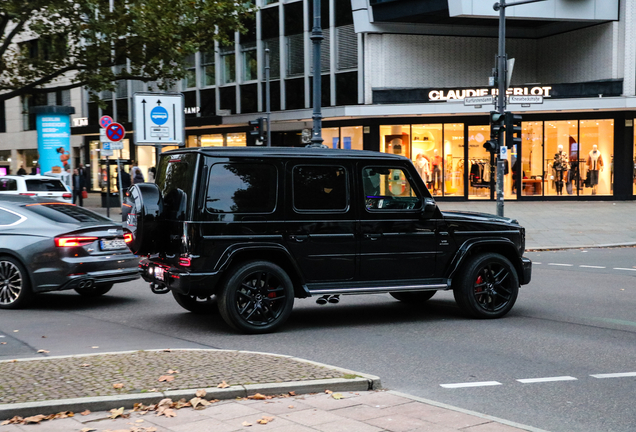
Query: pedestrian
[
  {"left": 131, "top": 160, "right": 145, "bottom": 185},
  {"left": 17, "top": 165, "right": 26, "bottom": 175},
  {"left": 118, "top": 167, "right": 131, "bottom": 195},
  {"left": 30, "top": 165, "right": 38, "bottom": 175},
  {"left": 148, "top": 166, "right": 156, "bottom": 183},
  {"left": 72, "top": 168, "right": 86, "bottom": 206}
]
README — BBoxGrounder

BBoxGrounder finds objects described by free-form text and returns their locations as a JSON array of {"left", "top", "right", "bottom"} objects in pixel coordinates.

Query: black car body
[
  {"left": 0, "top": 195, "right": 140, "bottom": 308},
  {"left": 124, "top": 147, "right": 531, "bottom": 333}
]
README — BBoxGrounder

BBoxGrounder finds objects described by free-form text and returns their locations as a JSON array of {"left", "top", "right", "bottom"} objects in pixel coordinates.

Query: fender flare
[{"left": 445, "top": 238, "right": 523, "bottom": 282}]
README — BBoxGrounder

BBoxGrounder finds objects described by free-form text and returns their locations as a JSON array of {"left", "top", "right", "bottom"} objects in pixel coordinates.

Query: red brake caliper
[{"left": 475, "top": 275, "right": 484, "bottom": 293}]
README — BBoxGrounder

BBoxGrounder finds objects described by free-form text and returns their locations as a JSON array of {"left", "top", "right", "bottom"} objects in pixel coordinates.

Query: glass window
[
  {"left": 468, "top": 125, "right": 492, "bottom": 199},
  {"left": 286, "top": 34, "right": 304, "bottom": 76},
  {"left": 226, "top": 133, "right": 246, "bottom": 147},
  {"left": 380, "top": 125, "right": 410, "bottom": 158},
  {"left": 293, "top": 165, "right": 348, "bottom": 211},
  {"left": 579, "top": 119, "right": 613, "bottom": 196},
  {"left": 0, "top": 209, "right": 22, "bottom": 226},
  {"left": 201, "top": 134, "right": 224, "bottom": 147},
  {"left": 340, "top": 127, "right": 363, "bottom": 150},
  {"left": 155, "top": 153, "right": 196, "bottom": 213},
  {"left": 411, "top": 124, "right": 442, "bottom": 195},
  {"left": 362, "top": 167, "right": 421, "bottom": 211},
  {"left": 200, "top": 52, "right": 215, "bottom": 87},
  {"left": 634, "top": 122, "right": 636, "bottom": 196},
  {"left": 242, "top": 43, "right": 257, "bottom": 81},
  {"left": 521, "top": 122, "right": 544, "bottom": 196},
  {"left": 206, "top": 163, "right": 277, "bottom": 213},
  {"left": 220, "top": 45, "right": 235, "bottom": 84},
  {"left": 544, "top": 121, "right": 578, "bottom": 196},
  {"left": 0, "top": 178, "right": 17, "bottom": 191},
  {"left": 323, "top": 128, "right": 340, "bottom": 149},
  {"left": 443, "top": 124, "right": 464, "bottom": 197},
  {"left": 182, "top": 54, "right": 196, "bottom": 89},
  {"left": 25, "top": 179, "right": 66, "bottom": 192},
  {"left": 26, "top": 203, "right": 110, "bottom": 224}
]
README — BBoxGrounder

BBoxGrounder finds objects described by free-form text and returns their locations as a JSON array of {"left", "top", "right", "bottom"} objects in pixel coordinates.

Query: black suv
[{"left": 123, "top": 147, "right": 531, "bottom": 333}]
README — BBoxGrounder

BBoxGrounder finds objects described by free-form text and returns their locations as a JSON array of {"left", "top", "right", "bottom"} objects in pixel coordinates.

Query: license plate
[
  {"left": 154, "top": 266, "right": 164, "bottom": 281},
  {"left": 100, "top": 239, "right": 127, "bottom": 250}
]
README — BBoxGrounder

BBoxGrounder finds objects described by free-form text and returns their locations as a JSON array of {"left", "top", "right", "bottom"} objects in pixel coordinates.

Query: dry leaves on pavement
[
  {"left": 113, "top": 383, "right": 124, "bottom": 389},
  {"left": 158, "top": 375, "right": 175, "bottom": 382},
  {"left": 217, "top": 380, "right": 230, "bottom": 388},
  {"left": 257, "top": 416, "right": 275, "bottom": 424},
  {"left": 195, "top": 389, "right": 207, "bottom": 397},
  {"left": 1, "top": 411, "right": 75, "bottom": 425}
]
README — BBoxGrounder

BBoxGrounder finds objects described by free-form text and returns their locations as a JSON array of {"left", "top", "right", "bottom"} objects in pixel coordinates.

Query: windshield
[{"left": 26, "top": 179, "right": 67, "bottom": 192}]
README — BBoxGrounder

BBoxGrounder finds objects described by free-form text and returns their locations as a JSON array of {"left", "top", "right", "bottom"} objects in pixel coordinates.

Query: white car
[{"left": 0, "top": 175, "right": 73, "bottom": 203}]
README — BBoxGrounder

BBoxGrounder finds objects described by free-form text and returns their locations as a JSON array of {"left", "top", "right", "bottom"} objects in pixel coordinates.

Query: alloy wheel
[
  {"left": 0, "top": 260, "right": 23, "bottom": 305},
  {"left": 473, "top": 263, "right": 513, "bottom": 313},
  {"left": 235, "top": 270, "right": 287, "bottom": 326}
]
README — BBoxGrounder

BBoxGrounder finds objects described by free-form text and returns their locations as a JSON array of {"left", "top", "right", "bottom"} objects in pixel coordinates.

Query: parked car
[
  {"left": 0, "top": 175, "right": 72, "bottom": 203},
  {"left": 123, "top": 147, "right": 532, "bottom": 334},
  {"left": 0, "top": 195, "right": 140, "bottom": 308}
]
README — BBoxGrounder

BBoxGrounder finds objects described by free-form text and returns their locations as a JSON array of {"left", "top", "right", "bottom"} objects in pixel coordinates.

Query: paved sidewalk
[
  {"left": 84, "top": 192, "right": 636, "bottom": 250},
  {"left": 0, "top": 350, "right": 544, "bottom": 432}
]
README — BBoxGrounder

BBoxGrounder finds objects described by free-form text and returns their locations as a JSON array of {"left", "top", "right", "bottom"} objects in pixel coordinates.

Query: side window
[
  {"left": 0, "top": 208, "right": 23, "bottom": 226},
  {"left": 293, "top": 165, "right": 348, "bottom": 211},
  {"left": 206, "top": 163, "right": 277, "bottom": 213},
  {"left": 0, "top": 179, "right": 17, "bottom": 191},
  {"left": 362, "top": 167, "right": 422, "bottom": 211}
]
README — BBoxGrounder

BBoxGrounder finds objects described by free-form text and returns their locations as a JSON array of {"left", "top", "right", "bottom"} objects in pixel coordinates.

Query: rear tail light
[
  {"left": 62, "top": 193, "right": 72, "bottom": 199},
  {"left": 179, "top": 257, "right": 191, "bottom": 267},
  {"left": 19, "top": 193, "right": 36, "bottom": 196},
  {"left": 123, "top": 233, "right": 133, "bottom": 243},
  {"left": 55, "top": 236, "right": 98, "bottom": 247}
]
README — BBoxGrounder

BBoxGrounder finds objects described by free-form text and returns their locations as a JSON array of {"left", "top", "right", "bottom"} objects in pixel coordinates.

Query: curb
[
  {"left": 526, "top": 242, "right": 636, "bottom": 252},
  {"left": 0, "top": 349, "right": 381, "bottom": 419}
]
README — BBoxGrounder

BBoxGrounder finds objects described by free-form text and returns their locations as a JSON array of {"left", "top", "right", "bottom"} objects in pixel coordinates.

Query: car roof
[
  {"left": 1, "top": 175, "right": 66, "bottom": 181},
  {"left": 162, "top": 146, "right": 410, "bottom": 161}
]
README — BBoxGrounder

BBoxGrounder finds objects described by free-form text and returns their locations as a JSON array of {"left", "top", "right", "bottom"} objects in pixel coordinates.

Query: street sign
[
  {"left": 110, "top": 141, "right": 124, "bottom": 150},
  {"left": 508, "top": 95, "right": 544, "bottom": 104},
  {"left": 132, "top": 92, "right": 185, "bottom": 145},
  {"left": 99, "top": 115, "right": 113, "bottom": 129},
  {"left": 106, "top": 123, "right": 125, "bottom": 142},
  {"left": 464, "top": 96, "right": 494, "bottom": 106},
  {"left": 500, "top": 145, "right": 508, "bottom": 159},
  {"left": 102, "top": 142, "right": 114, "bottom": 157}
]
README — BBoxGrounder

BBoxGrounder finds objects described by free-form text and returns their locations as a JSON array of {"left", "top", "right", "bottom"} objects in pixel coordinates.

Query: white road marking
[
  {"left": 591, "top": 372, "right": 636, "bottom": 379},
  {"left": 548, "top": 263, "right": 573, "bottom": 267},
  {"left": 440, "top": 381, "right": 502, "bottom": 389},
  {"left": 613, "top": 268, "right": 636, "bottom": 272},
  {"left": 579, "top": 265, "right": 606, "bottom": 269},
  {"left": 517, "top": 376, "right": 577, "bottom": 384},
  {"left": 534, "top": 262, "right": 542, "bottom": 265}
]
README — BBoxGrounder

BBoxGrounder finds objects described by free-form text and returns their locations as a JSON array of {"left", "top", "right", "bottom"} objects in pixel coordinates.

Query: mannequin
[
  {"left": 431, "top": 149, "right": 442, "bottom": 195},
  {"left": 586, "top": 144, "right": 603, "bottom": 195},
  {"left": 553, "top": 144, "right": 569, "bottom": 195},
  {"left": 415, "top": 154, "right": 431, "bottom": 183}
]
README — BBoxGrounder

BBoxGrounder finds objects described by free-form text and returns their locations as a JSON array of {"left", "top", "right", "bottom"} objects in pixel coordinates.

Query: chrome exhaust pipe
[
  {"left": 85, "top": 280, "right": 93, "bottom": 288},
  {"left": 78, "top": 281, "right": 86, "bottom": 289}
]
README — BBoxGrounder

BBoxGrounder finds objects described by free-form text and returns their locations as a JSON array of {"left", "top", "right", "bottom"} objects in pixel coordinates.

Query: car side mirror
[{"left": 422, "top": 197, "right": 437, "bottom": 219}]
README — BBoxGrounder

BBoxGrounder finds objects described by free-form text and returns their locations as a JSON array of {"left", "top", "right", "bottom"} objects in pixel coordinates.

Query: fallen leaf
[
  {"left": 158, "top": 408, "right": 176, "bottom": 418},
  {"left": 324, "top": 390, "right": 333, "bottom": 394},
  {"left": 167, "top": 369, "right": 179, "bottom": 374},
  {"left": 80, "top": 410, "right": 91, "bottom": 416},
  {"left": 37, "top": 349, "right": 49, "bottom": 354},
  {"left": 242, "top": 421, "right": 253, "bottom": 427},
  {"left": 217, "top": 380, "right": 230, "bottom": 388},
  {"left": 80, "top": 363, "right": 91, "bottom": 367},
  {"left": 24, "top": 414, "right": 46, "bottom": 424},
  {"left": 174, "top": 398, "right": 190, "bottom": 409},
  {"left": 13, "top": 330, "right": 18, "bottom": 332},
  {"left": 91, "top": 346, "right": 99, "bottom": 349},
  {"left": 109, "top": 407, "right": 125, "bottom": 419},
  {"left": 158, "top": 375, "right": 175, "bottom": 382},
  {"left": 332, "top": 393, "right": 344, "bottom": 400},
  {"left": 113, "top": 383, "right": 124, "bottom": 389},
  {"left": 288, "top": 391, "right": 296, "bottom": 396},
  {"left": 247, "top": 393, "right": 266, "bottom": 400},
  {"left": 42, "top": 335, "right": 46, "bottom": 338},
  {"left": 288, "top": 405, "right": 295, "bottom": 409},
  {"left": 257, "top": 416, "right": 275, "bottom": 424},
  {"left": 195, "top": 389, "right": 207, "bottom": 398},
  {"left": 0, "top": 342, "right": 5, "bottom": 345},
  {"left": 80, "top": 428, "right": 96, "bottom": 432},
  {"left": 163, "top": 348, "right": 172, "bottom": 352},
  {"left": 135, "top": 419, "right": 145, "bottom": 423}
]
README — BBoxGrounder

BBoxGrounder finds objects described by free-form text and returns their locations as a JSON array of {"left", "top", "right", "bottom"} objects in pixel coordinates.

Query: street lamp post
[
  {"left": 265, "top": 48, "right": 271, "bottom": 147},
  {"left": 310, "top": 0, "right": 324, "bottom": 146}
]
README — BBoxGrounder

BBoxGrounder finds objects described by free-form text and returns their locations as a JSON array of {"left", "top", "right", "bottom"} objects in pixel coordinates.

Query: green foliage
[{"left": 0, "top": 0, "right": 255, "bottom": 101}]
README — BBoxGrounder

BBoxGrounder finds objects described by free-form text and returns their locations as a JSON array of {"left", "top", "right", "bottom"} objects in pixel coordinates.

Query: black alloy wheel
[
  {"left": 453, "top": 253, "right": 519, "bottom": 319},
  {"left": 74, "top": 283, "right": 113, "bottom": 297},
  {"left": 390, "top": 291, "right": 436, "bottom": 303},
  {"left": 172, "top": 291, "right": 217, "bottom": 314},
  {"left": 218, "top": 261, "right": 294, "bottom": 334},
  {"left": 0, "top": 256, "right": 33, "bottom": 309}
]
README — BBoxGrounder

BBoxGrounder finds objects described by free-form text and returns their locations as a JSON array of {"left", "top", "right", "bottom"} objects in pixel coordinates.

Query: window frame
[
  {"left": 0, "top": 207, "right": 26, "bottom": 227},
  {"left": 361, "top": 165, "right": 423, "bottom": 214},
  {"left": 291, "top": 164, "right": 350, "bottom": 214}
]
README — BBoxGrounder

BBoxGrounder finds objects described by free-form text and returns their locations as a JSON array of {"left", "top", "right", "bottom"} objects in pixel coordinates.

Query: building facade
[{"left": 2, "top": 0, "right": 636, "bottom": 200}]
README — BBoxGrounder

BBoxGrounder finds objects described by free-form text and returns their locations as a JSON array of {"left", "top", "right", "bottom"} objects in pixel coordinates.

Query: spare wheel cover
[{"left": 123, "top": 183, "right": 163, "bottom": 255}]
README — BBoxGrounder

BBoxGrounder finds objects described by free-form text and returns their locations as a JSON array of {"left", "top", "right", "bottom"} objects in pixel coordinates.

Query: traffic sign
[
  {"left": 102, "top": 142, "right": 114, "bottom": 157},
  {"left": 99, "top": 115, "right": 113, "bottom": 129},
  {"left": 106, "top": 122, "right": 125, "bottom": 142},
  {"left": 132, "top": 92, "right": 185, "bottom": 146},
  {"left": 508, "top": 95, "right": 543, "bottom": 104}
]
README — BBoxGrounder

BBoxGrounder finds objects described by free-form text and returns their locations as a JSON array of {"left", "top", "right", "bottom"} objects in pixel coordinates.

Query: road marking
[
  {"left": 440, "top": 381, "right": 502, "bottom": 389},
  {"left": 591, "top": 372, "right": 636, "bottom": 379},
  {"left": 517, "top": 376, "right": 577, "bottom": 384},
  {"left": 613, "top": 268, "right": 636, "bottom": 272},
  {"left": 548, "top": 263, "right": 573, "bottom": 267},
  {"left": 534, "top": 262, "right": 542, "bottom": 265},
  {"left": 579, "top": 265, "right": 606, "bottom": 269},
  {"left": 593, "top": 317, "right": 636, "bottom": 328}
]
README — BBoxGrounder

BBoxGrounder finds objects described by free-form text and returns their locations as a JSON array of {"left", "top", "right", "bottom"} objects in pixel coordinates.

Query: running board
[{"left": 307, "top": 279, "right": 450, "bottom": 296}]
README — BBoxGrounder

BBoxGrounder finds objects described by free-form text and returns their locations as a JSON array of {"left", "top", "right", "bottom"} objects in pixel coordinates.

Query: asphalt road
[{"left": 1, "top": 247, "right": 635, "bottom": 432}]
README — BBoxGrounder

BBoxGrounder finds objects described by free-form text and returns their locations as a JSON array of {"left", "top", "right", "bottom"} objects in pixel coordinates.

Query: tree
[{"left": 0, "top": 0, "right": 254, "bottom": 102}]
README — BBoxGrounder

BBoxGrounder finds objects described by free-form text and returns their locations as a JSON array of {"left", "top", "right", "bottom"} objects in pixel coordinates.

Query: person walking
[
  {"left": 131, "top": 160, "right": 145, "bottom": 185},
  {"left": 17, "top": 165, "right": 26, "bottom": 175},
  {"left": 118, "top": 167, "right": 131, "bottom": 195},
  {"left": 72, "top": 168, "right": 86, "bottom": 206}
]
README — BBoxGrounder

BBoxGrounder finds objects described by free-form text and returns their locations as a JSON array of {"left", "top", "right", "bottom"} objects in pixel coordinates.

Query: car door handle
[
  {"left": 289, "top": 234, "right": 309, "bottom": 242},
  {"left": 364, "top": 233, "right": 382, "bottom": 240}
]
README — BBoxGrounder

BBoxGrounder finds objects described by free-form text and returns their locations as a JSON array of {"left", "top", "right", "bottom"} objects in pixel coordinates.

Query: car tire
[
  {"left": 172, "top": 291, "right": 217, "bottom": 314},
  {"left": 74, "top": 283, "right": 113, "bottom": 297},
  {"left": 218, "top": 261, "right": 294, "bottom": 334},
  {"left": 453, "top": 253, "right": 519, "bottom": 319},
  {"left": 390, "top": 291, "right": 436, "bottom": 303},
  {"left": 0, "top": 256, "right": 34, "bottom": 309}
]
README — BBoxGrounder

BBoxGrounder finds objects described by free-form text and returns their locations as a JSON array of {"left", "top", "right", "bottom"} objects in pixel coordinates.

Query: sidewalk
[
  {"left": 0, "top": 350, "right": 544, "bottom": 432},
  {"left": 84, "top": 192, "right": 636, "bottom": 250}
]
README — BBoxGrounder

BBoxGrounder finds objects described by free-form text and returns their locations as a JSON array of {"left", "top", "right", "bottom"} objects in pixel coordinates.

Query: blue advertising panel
[{"left": 36, "top": 114, "right": 71, "bottom": 174}]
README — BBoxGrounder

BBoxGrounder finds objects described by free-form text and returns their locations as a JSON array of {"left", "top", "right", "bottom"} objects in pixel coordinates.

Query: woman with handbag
[{"left": 72, "top": 168, "right": 87, "bottom": 206}]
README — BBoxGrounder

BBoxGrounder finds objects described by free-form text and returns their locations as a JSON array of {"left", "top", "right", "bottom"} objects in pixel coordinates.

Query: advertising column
[{"left": 31, "top": 106, "right": 75, "bottom": 182}]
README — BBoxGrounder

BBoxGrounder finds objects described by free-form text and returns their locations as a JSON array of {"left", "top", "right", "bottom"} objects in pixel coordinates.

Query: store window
[
  {"left": 544, "top": 121, "right": 578, "bottom": 197},
  {"left": 201, "top": 134, "right": 224, "bottom": 147},
  {"left": 443, "top": 124, "right": 464, "bottom": 197},
  {"left": 520, "top": 122, "right": 544, "bottom": 196},
  {"left": 323, "top": 128, "right": 340, "bottom": 149},
  {"left": 468, "top": 125, "right": 492, "bottom": 200},
  {"left": 380, "top": 125, "right": 410, "bottom": 158},
  {"left": 411, "top": 124, "right": 442, "bottom": 195},
  {"left": 340, "top": 127, "right": 363, "bottom": 150},
  {"left": 187, "top": 135, "right": 199, "bottom": 148},
  {"left": 579, "top": 119, "right": 613, "bottom": 196},
  {"left": 634, "top": 123, "right": 636, "bottom": 195},
  {"left": 227, "top": 133, "right": 246, "bottom": 147}
]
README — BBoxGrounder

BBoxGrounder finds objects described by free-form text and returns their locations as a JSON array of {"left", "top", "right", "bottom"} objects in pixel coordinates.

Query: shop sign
[
  {"left": 184, "top": 106, "right": 200, "bottom": 114},
  {"left": 72, "top": 117, "right": 89, "bottom": 127},
  {"left": 429, "top": 86, "right": 552, "bottom": 102}
]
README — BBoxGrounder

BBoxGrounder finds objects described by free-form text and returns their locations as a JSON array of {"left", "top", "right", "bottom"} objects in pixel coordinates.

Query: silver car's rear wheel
[{"left": 0, "top": 257, "right": 33, "bottom": 309}]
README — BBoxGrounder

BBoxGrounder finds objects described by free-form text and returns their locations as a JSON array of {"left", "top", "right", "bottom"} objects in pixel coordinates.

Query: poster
[{"left": 36, "top": 114, "right": 71, "bottom": 175}]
